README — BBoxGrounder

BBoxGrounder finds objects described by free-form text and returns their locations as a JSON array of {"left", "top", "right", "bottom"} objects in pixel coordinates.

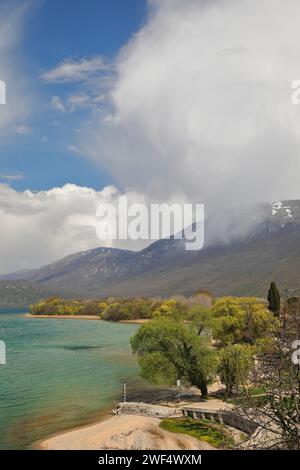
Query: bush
[{"left": 160, "top": 418, "right": 235, "bottom": 448}]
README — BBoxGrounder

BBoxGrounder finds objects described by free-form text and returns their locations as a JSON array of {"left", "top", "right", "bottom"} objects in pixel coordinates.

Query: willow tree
[
  {"left": 218, "top": 344, "right": 254, "bottom": 396},
  {"left": 131, "top": 316, "right": 217, "bottom": 398}
]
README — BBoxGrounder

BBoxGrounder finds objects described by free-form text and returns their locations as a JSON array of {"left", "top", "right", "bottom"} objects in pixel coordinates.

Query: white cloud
[
  {"left": 51, "top": 92, "right": 108, "bottom": 114},
  {"left": 0, "top": 171, "right": 24, "bottom": 181},
  {"left": 0, "top": 183, "right": 111, "bottom": 273},
  {"left": 44, "top": 56, "right": 113, "bottom": 117},
  {"left": 0, "top": 2, "right": 33, "bottom": 136},
  {"left": 41, "top": 56, "right": 113, "bottom": 83},
  {"left": 79, "top": 0, "right": 300, "bottom": 214},
  {"left": 13, "top": 124, "right": 32, "bottom": 135},
  {"left": 51, "top": 95, "right": 65, "bottom": 113},
  {"left": 41, "top": 135, "right": 48, "bottom": 143},
  {"left": 67, "top": 93, "right": 91, "bottom": 111},
  {"left": 68, "top": 144, "right": 82, "bottom": 155}
]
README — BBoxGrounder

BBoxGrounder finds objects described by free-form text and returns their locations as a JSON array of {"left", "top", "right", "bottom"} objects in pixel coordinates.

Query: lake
[{"left": 0, "top": 311, "right": 142, "bottom": 449}]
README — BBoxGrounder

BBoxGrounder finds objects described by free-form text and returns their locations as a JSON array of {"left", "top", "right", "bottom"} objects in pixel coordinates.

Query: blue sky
[{"left": 0, "top": 0, "right": 147, "bottom": 191}]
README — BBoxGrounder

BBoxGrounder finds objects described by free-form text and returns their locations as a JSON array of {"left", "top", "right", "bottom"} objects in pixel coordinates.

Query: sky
[
  {"left": 0, "top": 0, "right": 146, "bottom": 191},
  {"left": 1, "top": 0, "right": 300, "bottom": 273}
]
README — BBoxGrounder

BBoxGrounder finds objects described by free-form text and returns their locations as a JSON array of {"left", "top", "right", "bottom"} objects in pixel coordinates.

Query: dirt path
[{"left": 182, "top": 398, "right": 233, "bottom": 411}]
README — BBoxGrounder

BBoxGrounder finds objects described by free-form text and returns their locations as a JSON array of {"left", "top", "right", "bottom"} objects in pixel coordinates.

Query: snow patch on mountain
[{"left": 271, "top": 201, "right": 293, "bottom": 219}]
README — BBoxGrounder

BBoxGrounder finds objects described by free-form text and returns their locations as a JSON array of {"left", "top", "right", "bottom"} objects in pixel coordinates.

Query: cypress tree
[{"left": 268, "top": 281, "right": 281, "bottom": 316}]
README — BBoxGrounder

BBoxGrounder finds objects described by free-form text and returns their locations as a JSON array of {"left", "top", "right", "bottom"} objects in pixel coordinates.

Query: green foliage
[
  {"left": 30, "top": 296, "right": 189, "bottom": 321},
  {"left": 102, "top": 302, "right": 131, "bottom": 321},
  {"left": 186, "top": 305, "right": 214, "bottom": 335},
  {"left": 212, "top": 297, "right": 279, "bottom": 346},
  {"left": 29, "top": 297, "right": 82, "bottom": 316},
  {"left": 218, "top": 344, "right": 254, "bottom": 396},
  {"left": 101, "top": 298, "right": 166, "bottom": 321},
  {"left": 160, "top": 418, "right": 235, "bottom": 448},
  {"left": 151, "top": 299, "right": 188, "bottom": 318},
  {"left": 131, "top": 316, "right": 217, "bottom": 397},
  {"left": 267, "top": 281, "right": 281, "bottom": 316}
]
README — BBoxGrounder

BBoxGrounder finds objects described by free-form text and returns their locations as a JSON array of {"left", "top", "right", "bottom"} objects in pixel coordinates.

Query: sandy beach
[
  {"left": 24, "top": 313, "right": 101, "bottom": 320},
  {"left": 117, "top": 319, "right": 149, "bottom": 324},
  {"left": 24, "top": 314, "right": 148, "bottom": 324},
  {"left": 39, "top": 414, "right": 215, "bottom": 450}
]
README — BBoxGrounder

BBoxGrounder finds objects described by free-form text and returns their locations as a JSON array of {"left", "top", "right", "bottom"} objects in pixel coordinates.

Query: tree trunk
[{"left": 200, "top": 382, "right": 208, "bottom": 398}]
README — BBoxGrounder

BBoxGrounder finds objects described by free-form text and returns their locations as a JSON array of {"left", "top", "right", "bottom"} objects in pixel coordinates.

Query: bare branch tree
[{"left": 234, "top": 319, "right": 300, "bottom": 449}]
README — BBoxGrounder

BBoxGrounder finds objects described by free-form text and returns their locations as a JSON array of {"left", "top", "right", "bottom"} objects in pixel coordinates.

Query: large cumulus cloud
[
  {"left": 0, "top": 184, "right": 115, "bottom": 273},
  {"left": 82, "top": 0, "right": 300, "bottom": 211}
]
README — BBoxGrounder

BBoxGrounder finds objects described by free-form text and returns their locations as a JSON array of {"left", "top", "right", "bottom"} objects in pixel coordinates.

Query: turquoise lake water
[{"left": 0, "top": 312, "right": 142, "bottom": 449}]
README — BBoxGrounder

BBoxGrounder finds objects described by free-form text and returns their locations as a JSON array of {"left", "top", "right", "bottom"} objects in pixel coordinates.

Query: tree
[
  {"left": 267, "top": 281, "right": 281, "bottom": 317},
  {"left": 131, "top": 316, "right": 217, "bottom": 398},
  {"left": 102, "top": 302, "right": 130, "bottom": 321},
  {"left": 282, "top": 296, "right": 300, "bottom": 336},
  {"left": 151, "top": 299, "right": 188, "bottom": 318},
  {"left": 189, "top": 290, "right": 213, "bottom": 308},
  {"left": 218, "top": 344, "right": 254, "bottom": 396},
  {"left": 212, "top": 297, "right": 279, "bottom": 346}
]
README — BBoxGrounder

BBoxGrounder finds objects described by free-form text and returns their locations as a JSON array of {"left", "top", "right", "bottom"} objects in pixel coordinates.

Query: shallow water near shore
[{"left": 0, "top": 311, "right": 143, "bottom": 449}]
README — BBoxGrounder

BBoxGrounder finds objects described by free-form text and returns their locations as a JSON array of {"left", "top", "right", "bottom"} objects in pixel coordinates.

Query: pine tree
[{"left": 268, "top": 281, "right": 281, "bottom": 317}]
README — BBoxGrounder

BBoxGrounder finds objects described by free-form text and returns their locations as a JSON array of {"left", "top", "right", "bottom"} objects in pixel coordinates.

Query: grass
[{"left": 159, "top": 417, "right": 235, "bottom": 449}]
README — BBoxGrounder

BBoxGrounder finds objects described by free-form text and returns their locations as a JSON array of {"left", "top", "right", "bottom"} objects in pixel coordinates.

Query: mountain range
[{"left": 1, "top": 200, "right": 300, "bottom": 306}]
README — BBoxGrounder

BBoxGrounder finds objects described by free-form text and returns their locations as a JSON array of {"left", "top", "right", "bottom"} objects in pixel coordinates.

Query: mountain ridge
[{"left": 1, "top": 199, "right": 300, "bottom": 306}]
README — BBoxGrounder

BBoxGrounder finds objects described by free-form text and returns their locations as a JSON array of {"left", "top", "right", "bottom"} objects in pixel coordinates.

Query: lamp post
[
  {"left": 123, "top": 380, "right": 127, "bottom": 403},
  {"left": 177, "top": 379, "right": 181, "bottom": 403}
]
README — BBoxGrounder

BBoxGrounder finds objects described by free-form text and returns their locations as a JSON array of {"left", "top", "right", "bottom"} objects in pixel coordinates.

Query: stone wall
[
  {"left": 182, "top": 407, "right": 257, "bottom": 435},
  {"left": 116, "top": 402, "right": 181, "bottom": 418}
]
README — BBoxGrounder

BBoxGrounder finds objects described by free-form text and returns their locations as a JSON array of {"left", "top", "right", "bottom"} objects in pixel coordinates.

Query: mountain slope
[
  {"left": 0, "top": 280, "right": 57, "bottom": 308},
  {"left": 100, "top": 223, "right": 300, "bottom": 298}
]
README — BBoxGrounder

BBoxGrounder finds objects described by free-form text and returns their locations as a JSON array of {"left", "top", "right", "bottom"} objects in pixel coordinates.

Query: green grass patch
[
  {"left": 225, "top": 386, "right": 268, "bottom": 406},
  {"left": 245, "top": 386, "right": 266, "bottom": 396},
  {"left": 159, "top": 417, "right": 235, "bottom": 449}
]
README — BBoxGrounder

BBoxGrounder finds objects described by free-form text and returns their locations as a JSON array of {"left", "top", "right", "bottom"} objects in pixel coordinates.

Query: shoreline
[
  {"left": 35, "top": 408, "right": 113, "bottom": 450},
  {"left": 38, "top": 412, "right": 215, "bottom": 450},
  {"left": 23, "top": 313, "right": 101, "bottom": 320},
  {"left": 117, "top": 319, "right": 149, "bottom": 324},
  {"left": 37, "top": 393, "right": 228, "bottom": 450},
  {"left": 23, "top": 313, "right": 149, "bottom": 324}
]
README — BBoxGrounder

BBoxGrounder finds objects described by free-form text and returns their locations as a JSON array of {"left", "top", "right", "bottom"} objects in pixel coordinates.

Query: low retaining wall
[
  {"left": 116, "top": 402, "right": 180, "bottom": 418},
  {"left": 182, "top": 407, "right": 257, "bottom": 435}
]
